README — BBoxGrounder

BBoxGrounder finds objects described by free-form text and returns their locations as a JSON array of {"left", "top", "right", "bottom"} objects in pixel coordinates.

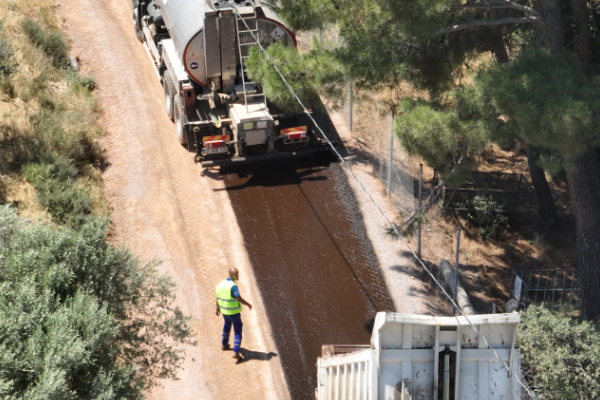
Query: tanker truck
[{"left": 132, "top": 0, "right": 328, "bottom": 167}]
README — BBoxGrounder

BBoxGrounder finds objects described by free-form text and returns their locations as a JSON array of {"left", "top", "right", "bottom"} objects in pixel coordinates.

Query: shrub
[
  {"left": 0, "top": 21, "right": 18, "bottom": 77},
  {"left": 0, "top": 206, "right": 193, "bottom": 398},
  {"left": 21, "top": 19, "right": 69, "bottom": 67},
  {"left": 0, "top": 38, "right": 18, "bottom": 77},
  {"left": 24, "top": 155, "right": 93, "bottom": 228},
  {"left": 465, "top": 195, "right": 509, "bottom": 241},
  {"left": 29, "top": 109, "right": 81, "bottom": 161},
  {"left": 71, "top": 74, "right": 97, "bottom": 92},
  {"left": 0, "top": 76, "right": 16, "bottom": 97},
  {"left": 519, "top": 305, "right": 600, "bottom": 399},
  {"left": 38, "top": 93, "right": 56, "bottom": 110}
]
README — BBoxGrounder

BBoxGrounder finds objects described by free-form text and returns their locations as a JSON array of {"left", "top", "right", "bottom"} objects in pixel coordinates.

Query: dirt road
[
  {"left": 57, "top": 0, "right": 290, "bottom": 398},
  {"left": 56, "top": 0, "right": 431, "bottom": 399}
]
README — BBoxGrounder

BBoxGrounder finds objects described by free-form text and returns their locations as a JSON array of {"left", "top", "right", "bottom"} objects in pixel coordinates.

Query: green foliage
[
  {"left": 245, "top": 43, "right": 324, "bottom": 113},
  {"left": 0, "top": 14, "right": 104, "bottom": 228},
  {"left": 464, "top": 195, "right": 508, "bottom": 241},
  {"left": 266, "top": 0, "right": 337, "bottom": 31},
  {"left": 24, "top": 154, "right": 93, "bottom": 228},
  {"left": 394, "top": 99, "right": 488, "bottom": 186},
  {"left": 21, "top": 18, "right": 69, "bottom": 67},
  {"left": 0, "top": 103, "right": 104, "bottom": 180},
  {"left": 478, "top": 50, "right": 600, "bottom": 158},
  {"left": 0, "top": 21, "right": 18, "bottom": 77},
  {"left": 27, "top": 107, "right": 104, "bottom": 168},
  {"left": 519, "top": 305, "right": 600, "bottom": 399},
  {"left": 71, "top": 74, "right": 97, "bottom": 92},
  {"left": 270, "top": 0, "right": 529, "bottom": 97},
  {"left": 0, "top": 206, "right": 193, "bottom": 398}
]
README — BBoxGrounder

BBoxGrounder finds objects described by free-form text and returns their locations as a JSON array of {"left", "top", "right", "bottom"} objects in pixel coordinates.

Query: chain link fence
[
  {"left": 300, "top": 30, "right": 422, "bottom": 225},
  {"left": 340, "top": 95, "right": 421, "bottom": 221}
]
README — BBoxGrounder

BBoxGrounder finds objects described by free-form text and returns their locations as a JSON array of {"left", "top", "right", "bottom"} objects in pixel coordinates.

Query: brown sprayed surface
[{"left": 220, "top": 161, "right": 396, "bottom": 399}]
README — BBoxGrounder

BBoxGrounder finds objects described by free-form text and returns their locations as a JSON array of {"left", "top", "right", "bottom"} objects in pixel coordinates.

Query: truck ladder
[{"left": 235, "top": 8, "right": 267, "bottom": 112}]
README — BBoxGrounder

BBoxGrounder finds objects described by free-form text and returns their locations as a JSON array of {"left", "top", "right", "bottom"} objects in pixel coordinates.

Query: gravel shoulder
[{"left": 324, "top": 111, "right": 434, "bottom": 316}]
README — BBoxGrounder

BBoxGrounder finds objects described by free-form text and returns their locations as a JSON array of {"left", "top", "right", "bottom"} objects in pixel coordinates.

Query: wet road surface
[{"left": 221, "top": 161, "right": 396, "bottom": 399}]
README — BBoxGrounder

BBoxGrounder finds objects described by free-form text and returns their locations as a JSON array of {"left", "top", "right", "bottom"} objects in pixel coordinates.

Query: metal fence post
[
  {"left": 348, "top": 80, "right": 353, "bottom": 132},
  {"left": 387, "top": 111, "right": 394, "bottom": 197},
  {"left": 452, "top": 227, "right": 461, "bottom": 316},
  {"left": 417, "top": 163, "right": 423, "bottom": 258}
]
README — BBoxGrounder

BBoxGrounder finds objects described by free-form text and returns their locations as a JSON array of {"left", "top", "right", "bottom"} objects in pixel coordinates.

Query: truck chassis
[{"left": 132, "top": 0, "right": 329, "bottom": 168}]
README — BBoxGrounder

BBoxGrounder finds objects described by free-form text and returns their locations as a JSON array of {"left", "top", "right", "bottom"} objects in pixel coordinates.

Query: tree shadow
[
  {"left": 348, "top": 147, "right": 424, "bottom": 200},
  {"left": 397, "top": 249, "right": 514, "bottom": 315},
  {"left": 236, "top": 348, "right": 278, "bottom": 364},
  {"left": 391, "top": 253, "right": 454, "bottom": 316}
]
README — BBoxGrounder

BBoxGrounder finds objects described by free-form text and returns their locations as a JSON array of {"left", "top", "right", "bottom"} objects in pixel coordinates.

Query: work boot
[{"left": 221, "top": 344, "right": 230, "bottom": 351}]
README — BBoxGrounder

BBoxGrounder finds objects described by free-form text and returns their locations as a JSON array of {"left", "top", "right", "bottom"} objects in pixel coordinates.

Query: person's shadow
[{"left": 236, "top": 348, "right": 278, "bottom": 364}]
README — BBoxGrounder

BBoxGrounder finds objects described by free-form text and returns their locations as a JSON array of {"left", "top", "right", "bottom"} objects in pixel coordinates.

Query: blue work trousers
[{"left": 222, "top": 313, "right": 243, "bottom": 353}]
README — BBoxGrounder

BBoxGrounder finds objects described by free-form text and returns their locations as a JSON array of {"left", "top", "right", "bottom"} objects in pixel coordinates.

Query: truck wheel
[
  {"left": 133, "top": 8, "right": 143, "bottom": 42},
  {"left": 174, "top": 96, "right": 187, "bottom": 145},
  {"left": 163, "top": 73, "right": 175, "bottom": 121}
]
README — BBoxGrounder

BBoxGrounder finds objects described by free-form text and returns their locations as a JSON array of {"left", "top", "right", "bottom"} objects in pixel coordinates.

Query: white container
[{"left": 316, "top": 312, "right": 523, "bottom": 400}]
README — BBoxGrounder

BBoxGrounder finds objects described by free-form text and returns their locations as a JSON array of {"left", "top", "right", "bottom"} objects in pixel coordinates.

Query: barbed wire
[{"left": 232, "top": 6, "right": 535, "bottom": 398}]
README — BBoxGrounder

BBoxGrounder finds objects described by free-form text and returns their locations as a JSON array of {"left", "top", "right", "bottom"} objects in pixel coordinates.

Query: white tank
[{"left": 155, "top": 0, "right": 295, "bottom": 87}]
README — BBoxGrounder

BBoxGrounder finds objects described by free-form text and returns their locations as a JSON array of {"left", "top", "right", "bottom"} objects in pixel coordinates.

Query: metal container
[{"left": 155, "top": 0, "right": 295, "bottom": 87}]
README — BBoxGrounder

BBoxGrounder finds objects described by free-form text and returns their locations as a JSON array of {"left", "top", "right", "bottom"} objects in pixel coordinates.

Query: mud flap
[{"left": 185, "top": 130, "right": 197, "bottom": 152}]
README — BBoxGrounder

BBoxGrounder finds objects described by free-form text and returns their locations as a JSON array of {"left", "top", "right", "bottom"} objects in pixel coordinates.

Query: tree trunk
[
  {"left": 566, "top": 0, "right": 599, "bottom": 319},
  {"left": 565, "top": 149, "right": 600, "bottom": 320},
  {"left": 526, "top": 145, "right": 557, "bottom": 227},
  {"left": 491, "top": 33, "right": 510, "bottom": 64},
  {"left": 534, "top": 0, "right": 564, "bottom": 52},
  {"left": 571, "top": 0, "right": 590, "bottom": 73},
  {"left": 490, "top": 35, "right": 559, "bottom": 228}
]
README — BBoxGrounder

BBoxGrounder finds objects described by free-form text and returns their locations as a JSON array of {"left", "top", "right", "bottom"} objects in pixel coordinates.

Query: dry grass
[
  {"left": 3, "top": 175, "right": 52, "bottom": 222},
  {"left": 0, "top": 0, "right": 106, "bottom": 226}
]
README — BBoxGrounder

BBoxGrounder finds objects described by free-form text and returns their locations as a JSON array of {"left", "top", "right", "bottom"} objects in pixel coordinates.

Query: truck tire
[
  {"left": 174, "top": 96, "right": 187, "bottom": 145},
  {"left": 133, "top": 7, "right": 143, "bottom": 43},
  {"left": 162, "top": 73, "right": 175, "bottom": 121}
]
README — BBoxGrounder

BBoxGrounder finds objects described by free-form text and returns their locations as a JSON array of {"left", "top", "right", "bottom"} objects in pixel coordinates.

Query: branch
[
  {"left": 437, "top": 16, "right": 539, "bottom": 35},
  {"left": 488, "top": 0, "right": 541, "bottom": 17},
  {"left": 453, "top": 0, "right": 541, "bottom": 16},
  {"left": 453, "top": 4, "right": 527, "bottom": 10}
]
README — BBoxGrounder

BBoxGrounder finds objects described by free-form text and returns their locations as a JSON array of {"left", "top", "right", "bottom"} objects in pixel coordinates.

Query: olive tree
[{"left": 0, "top": 206, "right": 193, "bottom": 399}]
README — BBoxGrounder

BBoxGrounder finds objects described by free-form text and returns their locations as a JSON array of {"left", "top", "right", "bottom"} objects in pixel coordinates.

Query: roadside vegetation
[
  {"left": 519, "top": 305, "right": 600, "bottom": 399},
  {"left": 251, "top": 0, "right": 600, "bottom": 396},
  {"left": 0, "top": 0, "right": 193, "bottom": 397}
]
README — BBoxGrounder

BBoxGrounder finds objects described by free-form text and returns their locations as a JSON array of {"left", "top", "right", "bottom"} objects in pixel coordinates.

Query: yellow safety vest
[{"left": 216, "top": 279, "right": 241, "bottom": 315}]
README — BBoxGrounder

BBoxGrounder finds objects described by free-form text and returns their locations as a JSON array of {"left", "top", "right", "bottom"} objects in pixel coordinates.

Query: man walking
[{"left": 216, "top": 268, "right": 252, "bottom": 361}]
